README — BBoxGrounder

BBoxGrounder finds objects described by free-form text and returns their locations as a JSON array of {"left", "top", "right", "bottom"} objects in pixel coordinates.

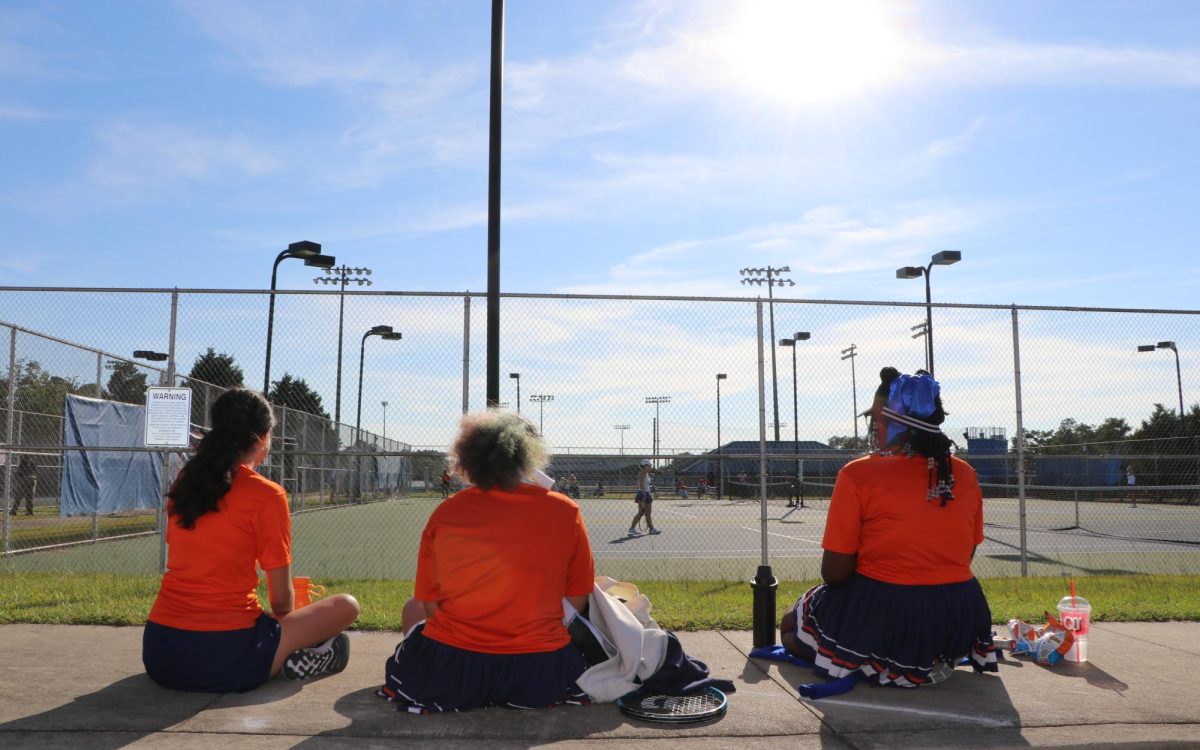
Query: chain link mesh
[{"left": 1, "top": 289, "right": 1196, "bottom": 580}]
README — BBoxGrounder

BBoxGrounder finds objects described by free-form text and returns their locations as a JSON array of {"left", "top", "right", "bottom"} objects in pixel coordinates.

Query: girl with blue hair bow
[{"left": 779, "top": 368, "right": 997, "bottom": 688}]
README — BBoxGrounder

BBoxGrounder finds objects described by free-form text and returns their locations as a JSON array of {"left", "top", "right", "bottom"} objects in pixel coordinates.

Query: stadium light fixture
[
  {"left": 739, "top": 265, "right": 794, "bottom": 442},
  {"left": 132, "top": 350, "right": 168, "bottom": 361},
  {"left": 1137, "top": 340, "right": 1184, "bottom": 417},
  {"left": 530, "top": 394, "right": 554, "bottom": 435},
  {"left": 614, "top": 424, "right": 630, "bottom": 455},
  {"left": 314, "top": 264, "right": 375, "bottom": 430},
  {"left": 895, "top": 251, "right": 962, "bottom": 377},
  {"left": 264, "top": 241, "right": 335, "bottom": 397},
  {"left": 509, "top": 372, "right": 521, "bottom": 414},
  {"left": 645, "top": 395, "right": 671, "bottom": 468}
]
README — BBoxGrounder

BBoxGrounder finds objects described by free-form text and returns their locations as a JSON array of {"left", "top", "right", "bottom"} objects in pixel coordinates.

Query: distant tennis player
[{"left": 629, "top": 459, "right": 660, "bottom": 535}]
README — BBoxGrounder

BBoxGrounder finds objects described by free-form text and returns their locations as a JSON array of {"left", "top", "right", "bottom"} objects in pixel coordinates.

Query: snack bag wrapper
[{"left": 1007, "top": 614, "right": 1075, "bottom": 666}]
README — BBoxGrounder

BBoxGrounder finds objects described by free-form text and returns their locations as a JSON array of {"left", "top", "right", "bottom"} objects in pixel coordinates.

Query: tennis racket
[{"left": 616, "top": 686, "right": 728, "bottom": 724}]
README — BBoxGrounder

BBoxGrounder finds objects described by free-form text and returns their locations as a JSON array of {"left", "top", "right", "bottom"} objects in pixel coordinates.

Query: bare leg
[
  {"left": 644, "top": 504, "right": 655, "bottom": 531},
  {"left": 779, "top": 603, "right": 815, "bottom": 661},
  {"left": 270, "top": 594, "right": 360, "bottom": 676},
  {"left": 629, "top": 503, "right": 646, "bottom": 531}
]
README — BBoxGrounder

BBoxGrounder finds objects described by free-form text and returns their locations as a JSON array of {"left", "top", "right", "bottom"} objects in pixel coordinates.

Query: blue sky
[
  {"left": 1, "top": 1, "right": 1198, "bottom": 453},
  {"left": 3, "top": 0, "right": 1198, "bottom": 308}
]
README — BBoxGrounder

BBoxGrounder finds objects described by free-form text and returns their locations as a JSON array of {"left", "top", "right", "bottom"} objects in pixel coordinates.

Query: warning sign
[{"left": 144, "top": 387, "right": 192, "bottom": 448}]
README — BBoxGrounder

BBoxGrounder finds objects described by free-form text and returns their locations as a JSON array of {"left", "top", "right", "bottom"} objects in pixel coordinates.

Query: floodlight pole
[
  {"left": 780, "top": 333, "right": 810, "bottom": 507},
  {"left": 645, "top": 396, "right": 671, "bottom": 467},
  {"left": 509, "top": 373, "right": 521, "bottom": 413},
  {"left": 264, "top": 241, "right": 334, "bottom": 396},
  {"left": 840, "top": 344, "right": 859, "bottom": 440},
  {"left": 896, "top": 251, "right": 960, "bottom": 377},
  {"left": 314, "top": 264, "right": 373, "bottom": 433},
  {"left": 485, "top": 0, "right": 505, "bottom": 408},
  {"left": 614, "top": 424, "right": 630, "bottom": 455},
  {"left": 530, "top": 394, "right": 554, "bottom": 435},
  {"left": 740, "top": 266, "right": 793, "bottom": 442},
  {"left": 1139, "top": 341, "right": 1185, "bottom": 416}
]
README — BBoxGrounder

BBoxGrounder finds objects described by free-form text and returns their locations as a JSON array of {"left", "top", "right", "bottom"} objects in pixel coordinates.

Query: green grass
[
  {"left": 4, "top": 513, "right": 157, "bottom": 549},
  {"left": 2, "top": 572, "right": 1198, "bottom": 630}
]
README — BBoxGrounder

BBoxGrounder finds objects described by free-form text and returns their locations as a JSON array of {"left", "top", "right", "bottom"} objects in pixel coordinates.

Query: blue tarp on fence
[{"left": 60, "top": 394, "right": 162, "bottom": 517}]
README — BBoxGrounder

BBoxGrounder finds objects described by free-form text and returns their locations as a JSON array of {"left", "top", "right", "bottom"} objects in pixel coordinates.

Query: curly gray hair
[{"left": 451, "top": 410, "right": 549, "bottom": 491}]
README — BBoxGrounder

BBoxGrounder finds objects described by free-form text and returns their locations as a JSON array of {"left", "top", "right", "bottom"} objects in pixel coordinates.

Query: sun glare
[{"left": 717, "top": 0, "right": 907, "bottom": 102}]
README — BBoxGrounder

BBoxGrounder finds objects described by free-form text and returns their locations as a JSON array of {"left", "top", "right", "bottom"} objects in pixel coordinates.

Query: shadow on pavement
[
  {"left": 291, "top": 685, "right": 633, "bottom": 746},
  {"left": 0, "top": 672, "right": 299, "bottom": 750}
]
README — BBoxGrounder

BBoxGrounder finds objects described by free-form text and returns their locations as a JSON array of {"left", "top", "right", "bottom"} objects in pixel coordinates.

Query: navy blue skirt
[
  {"left": 143, "top": 613, "right": 281, "bottom": 693},
  {"left": 380, "top": 623, "right": 588, "bottom": 713},
  {"left": 787, "top": 573, "right": 998, "bottom": 687}
]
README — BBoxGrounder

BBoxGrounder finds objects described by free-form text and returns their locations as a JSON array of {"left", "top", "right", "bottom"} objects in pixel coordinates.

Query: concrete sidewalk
[{"left": 1, "top": 623, "right": 1198, "bottom": 749}]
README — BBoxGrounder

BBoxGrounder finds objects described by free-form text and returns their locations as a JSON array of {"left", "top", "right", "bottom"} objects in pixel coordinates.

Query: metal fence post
[
  {"left": 1011, "top": 305, "right": 1028, "bottom": 577},
  {"left": 92, "top": 351, "right": 102, "bottom": 542},
  {"left": 751, "top": 299, "right": 777, "bottom": 648},
  {"left": 462, "top": 295, "right": 470, "bottom": 414},
  {"left": 3, "top": 326, "right": 16, "bottom": 555},
  {"left": 159, "top": 289, "right": 178, "bottom": 574}
]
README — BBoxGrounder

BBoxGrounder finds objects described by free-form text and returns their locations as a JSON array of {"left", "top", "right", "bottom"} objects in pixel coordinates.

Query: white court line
[
  {"left": 660, "top": 507, "right": 701, "bottom": 519},
  {"left": 738, "top": 526, "right": 823, "bottom": 545},
  {"left": 804, "top": 697, "right": 1017, "bottom": 728}
]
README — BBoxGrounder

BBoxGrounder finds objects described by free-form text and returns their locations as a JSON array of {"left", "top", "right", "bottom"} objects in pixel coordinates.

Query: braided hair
[
  {"left": 169, "top": 388, "right": 275, "bottom": 529},
  {"left": 871, "top": 367, "right": 956, "bottom": 506}
]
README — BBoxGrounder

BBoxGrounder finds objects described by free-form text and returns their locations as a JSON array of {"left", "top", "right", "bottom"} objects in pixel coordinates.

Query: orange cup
[{"left": 293, "top": 576, "right": 326, "bottom": 608}]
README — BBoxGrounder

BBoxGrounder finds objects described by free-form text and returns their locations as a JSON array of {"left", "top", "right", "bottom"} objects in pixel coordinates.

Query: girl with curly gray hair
[{"left": 380, "top": 410, "right": 595, "bottom": 713}]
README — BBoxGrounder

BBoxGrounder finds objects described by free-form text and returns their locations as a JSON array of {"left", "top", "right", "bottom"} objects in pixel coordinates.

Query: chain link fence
[{"left": 1, "top": 287, "right": 1197, "bottom": 580}]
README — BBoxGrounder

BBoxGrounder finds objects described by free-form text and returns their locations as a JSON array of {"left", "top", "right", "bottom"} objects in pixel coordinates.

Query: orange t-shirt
[
  {"left": 416, "top": 483, "right": 595, "bottom": 654},
  {"left": 148, "top": 464, "right": 292, "bottom": 631},
  {"left": 822, "top": 453, "right": 983, "bottom": 585}
]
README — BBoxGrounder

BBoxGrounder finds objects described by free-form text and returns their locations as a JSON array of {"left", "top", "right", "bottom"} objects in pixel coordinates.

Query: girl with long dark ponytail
[
  {"left": 169, "top": 388, "right": 275, "bottom": 529},
  {"left": 144, "top": 388, "right": 360, "bottom": 692}
]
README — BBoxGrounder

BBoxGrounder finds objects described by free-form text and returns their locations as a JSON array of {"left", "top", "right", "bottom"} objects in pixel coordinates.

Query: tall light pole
[
  {"left": 614, "top": 424, "right": 630, "bottom": 455},
  {"left": 740, "top": 266, "right": 794, "bottom": 441},
  {"left": 314, "top": 264, "right": 373, "bottom": 430},
  {"left": 645, "top": 395, "right": 671, "bottom": 467},
  {"left": 530, "top": 394, "right": 554, "bottom": 435},
  {"left": 356, "top": 326, "right": 402, "bottom": 444},
  {"left": 896, "top": 250, "right": 960, "bottom": 377},
  {"left": 509, "top": 372, "right": 521, "bottom": 413},
  {"left": 780, "top": 332, "right": 810, "bottom": 507},
  {"left": 840, "top": 344, "right": 859, "bottom": 441},
  {"left": 716, "top": 373, "right": 727, "bottom": 499},
  {"left": 264, "top": 241, "right": 335, "bottom": 396},
  {"left": 381, "top": 400, "right": 388, "bottom": 443},
  {"left": 910, "top": 321, "right": 930, "bottom": 372},
  {"left": 1138, "top": 341, "right": 1184, "bottom": 417}
]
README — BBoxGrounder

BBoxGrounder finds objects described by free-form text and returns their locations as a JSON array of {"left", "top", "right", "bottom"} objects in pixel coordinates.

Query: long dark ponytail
[{"left": 169, "top": 388, "right": 275, "bottom": 529}]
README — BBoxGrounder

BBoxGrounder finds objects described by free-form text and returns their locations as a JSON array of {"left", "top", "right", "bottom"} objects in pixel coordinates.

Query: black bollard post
[{"left": 750, "top": 564, "right": 778, "bottom": 648}]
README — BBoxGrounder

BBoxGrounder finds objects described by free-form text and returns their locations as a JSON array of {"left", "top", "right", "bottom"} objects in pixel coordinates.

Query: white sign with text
[{"left": 144, "top": 387, "right": 192, "bottom": 447}]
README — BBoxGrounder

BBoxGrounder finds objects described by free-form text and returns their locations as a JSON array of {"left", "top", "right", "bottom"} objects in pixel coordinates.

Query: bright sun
[{"left": 715, "top": 0, "right": 907, "bottom": 102}]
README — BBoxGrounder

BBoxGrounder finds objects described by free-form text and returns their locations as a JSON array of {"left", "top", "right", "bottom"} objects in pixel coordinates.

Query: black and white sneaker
[{"left": 283, "top": 632, "right": 351, "bottom": 680}]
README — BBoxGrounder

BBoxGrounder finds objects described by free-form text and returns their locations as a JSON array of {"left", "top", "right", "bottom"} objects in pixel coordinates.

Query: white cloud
[
  {"left": 0, "top": 104, "right": 53, "bottom": 120},
  {"left": 9, "top": 120, "right": 281, "bottom": 215}
]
